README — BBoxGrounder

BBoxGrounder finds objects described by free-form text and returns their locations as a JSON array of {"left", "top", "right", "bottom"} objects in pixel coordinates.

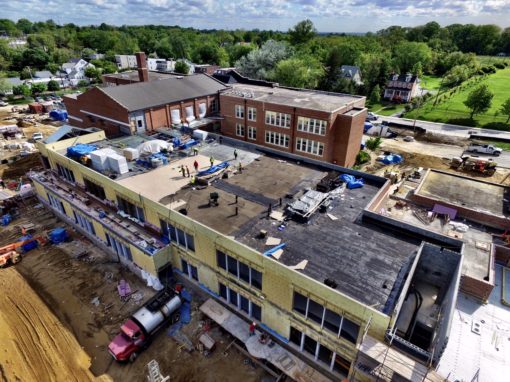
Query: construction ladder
[{"left": 147, "top": 360, "right": 170, "bottom": 382}]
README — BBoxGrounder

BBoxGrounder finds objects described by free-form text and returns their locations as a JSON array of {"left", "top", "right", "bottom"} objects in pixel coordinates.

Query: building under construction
[{"left": 29, "top": 126, "right": 509, "bottom": 381}]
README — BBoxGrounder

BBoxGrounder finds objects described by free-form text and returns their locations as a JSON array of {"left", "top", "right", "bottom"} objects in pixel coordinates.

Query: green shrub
[
  {"left": 494, "top": 63, "right": 505, "bottom": 69},
  {"left": 356, "top": 150, "right": 370, "bottom": 165},
  {"left": 366, "top": 137, "right": 382, "bottom": 151}
]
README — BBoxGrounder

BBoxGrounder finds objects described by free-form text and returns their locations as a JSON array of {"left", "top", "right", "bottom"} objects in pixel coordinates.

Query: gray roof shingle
[{"left": 100, "top": 74, "right": 228, "bottom": 111}]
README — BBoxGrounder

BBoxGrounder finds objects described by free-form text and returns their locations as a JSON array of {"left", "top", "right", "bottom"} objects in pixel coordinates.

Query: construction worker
[
  {"left": 193, "top": 147, "right": 199, "bottom": 156},
  {"left": 238, "top": 162, "right": 243, "bottom": 173},
  {"left": 249, "top": 322, "right": 256, "bottom": 337},
  {"left": 185, "top": 166, "right": 190, "bottom": 178},
  {"left": 193, "top": 160, "right": 199, "bottom": 172},
  {"left": 190, "top": 175, "right": 196, "bottom": 185},
  {"left": 234, "top": 149, "right": 238, "bottom": 160},
  {"left": 180, "top": 165, "right": 186, "bottom": 177},
  {"left": 210, "top": 156, "right": 214, "bottom": 167}
]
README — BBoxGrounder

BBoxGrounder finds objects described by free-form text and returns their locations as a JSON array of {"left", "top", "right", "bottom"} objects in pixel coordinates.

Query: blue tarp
[
  {"left": 378, "top": 154, "right": 403, "bottom": 165},
  {"left": 197, "top": 161, "right": 229, "bottom": 176},
  {"left": 1, "top": 214, "right": 12, "bottom": 226},
  {"left": 178, "top": 139, "right": 198, "bottom": 150},
  {"left": 49, "top": 227, "right": 68, "bottom": 244},
  {"left": 21, "top": 240, "right": 38, "bottom": 252},
  {"left": 67, "top": 144, "right": 97, "bottom": 159},
  {"left": 340, "top": 174, "right": 365, "bottom": 189},
  {"left": 364, "top": 122, "right": 373, "bottom": 133},
  {"left": 263, "top": 243, "right": 287, "bottom": 257},
  {"left": 49, "top": 109, "right": 68, "bottom": 121}
]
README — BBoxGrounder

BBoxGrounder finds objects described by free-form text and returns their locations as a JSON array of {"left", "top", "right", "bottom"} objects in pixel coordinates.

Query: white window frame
[
  {"left": 236, "top": 123, "right": 245, "bottom": 137},
  {"left": 297, "top": 117, "right": 327, "bottom": 136},
  {"left": 235, "top": 105, "right": 244, "bottom": 119},
  {"left": 247, "top": 107, "right": 257, "bottom": 122},
  {"left": 296, "top": 138, "right": 324, "bottom": 157},
  {"left": 265, "top": 111, "right": 291, "bottom": 128},
  {"left": 265, "top": 131, "right": 289, "bottom": 148},
  {"left": 248, "top": 126, "right": 256, "bottom": 140}
]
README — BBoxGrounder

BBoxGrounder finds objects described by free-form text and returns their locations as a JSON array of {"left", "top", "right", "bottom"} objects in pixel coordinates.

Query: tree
[
  {"left": 84, "top": 66, "right": 100, "bottom": 82},
  {"left": 77, "top": 79, "right": 89, "bottom": 88},
  {"left": 13, "top": 84, "right": 31, "bottom": 97},
  {"left": 366, "top": 137, "right": 382, "bottom": 151},
  {"left": 236, "top": 40, "right": 292, "bottom": 80},
  {"left": 0, "top": 76, "right": 12, "bottom": 95},
  {"left": 393, "top": 42, "right": 432, "bottom": 73},
  {"left": 500, "top": 98, "right": 510, "bottom": 123},
  {"left": 31, "top": 82, "right": 46, "bottom": 95},
  {"left": 412, "top": 62, "right": 423, "bottom": 77},
  {"left": 288, "top": 19, "right": 316, "bottom": 45},
  {"left": 369, "top": 85, "right": 381, "bottom": 104},
  {"left": 174, "top": 61, "right": 190, "bottom": 74},
  {"left": 20, "top": 67, "right": 33, "bottom": 80},
  {"left": 47, "top": 80, "right": 60, "bottom": 92},
  {"left": 272, "top": 57, "right": 324, "bottom": 89},
  {"left": 464, "top": 84, "right": 494, "bottom": 119}
]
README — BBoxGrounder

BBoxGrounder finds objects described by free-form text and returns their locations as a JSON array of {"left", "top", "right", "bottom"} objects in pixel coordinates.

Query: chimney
[{"left": 136, "top": 52, "right": 149, "bottom": 83}]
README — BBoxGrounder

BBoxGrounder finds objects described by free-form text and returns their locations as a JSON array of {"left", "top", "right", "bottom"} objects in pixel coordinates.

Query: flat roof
[
  {"left": 222, "top": 84, "right": 364, "bottom": 113},
  {"left": 417, "top": 170, "right": 509, "bottom": 218}
]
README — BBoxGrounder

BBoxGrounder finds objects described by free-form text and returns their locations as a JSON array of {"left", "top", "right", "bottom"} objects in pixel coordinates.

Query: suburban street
[{"left": 380, "top": 115, "right": 510, "bottom": 141}]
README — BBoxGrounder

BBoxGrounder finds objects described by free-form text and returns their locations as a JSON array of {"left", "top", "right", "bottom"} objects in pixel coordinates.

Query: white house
[
  {"left": 383, "top": 73, "right": 420, "bottom": 103},
  {"left": 115, "top": 55, "right": 137, "bottom": 69},
  {"left": 339, "top": 65, "right": 363, "bottom": 86},
  {"left": 147, "top": 58, "right": 176, "bottom": 72},
  {"left": 60, "top": 59, "right": 95, "bottom": 86}
]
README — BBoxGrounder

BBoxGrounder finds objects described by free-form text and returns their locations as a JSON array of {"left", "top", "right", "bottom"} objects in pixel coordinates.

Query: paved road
[
  {"left": 380, "top": 138, "right": 510, "bottom": 169},
  {"left": 380, "top": 116, "right": 510, "bottom": 141}
]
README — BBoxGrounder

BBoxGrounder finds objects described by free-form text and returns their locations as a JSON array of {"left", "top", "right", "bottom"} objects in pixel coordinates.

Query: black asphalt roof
[{"left": 100, "top": 74, "right": 228, "bottom": 112}]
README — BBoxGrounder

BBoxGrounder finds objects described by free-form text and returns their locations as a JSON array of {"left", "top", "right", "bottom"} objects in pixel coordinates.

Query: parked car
[
  {"left": 466, "top": 143, "right": 502, "bottom": 156},
  {"left": 32, "top": 132, "right": 43, "bottom": 141},
  {"left": 366, "top": 112, "right": 378, "bottom": 121},
  {"left": 0, "top": 101, "right": 8, "bottom": 107}
]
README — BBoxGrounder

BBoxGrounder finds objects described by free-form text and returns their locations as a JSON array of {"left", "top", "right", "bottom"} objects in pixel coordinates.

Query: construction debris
[
  {"left": 265, "top": 237, "right": 281, "bottom": 246},
  {"left": 289, "top": 260, "right": 308, "bottom": 270}
]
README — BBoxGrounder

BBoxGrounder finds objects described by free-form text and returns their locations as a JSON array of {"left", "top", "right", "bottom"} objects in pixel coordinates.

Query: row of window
[
  {"left": 117, "top": 196, "right": 145, "bottom": 223},
  {"left": 296, "top": 138, "right": 325, "bottom": 157},
  {"left": 265, "top": 131, "right": 289, "bottom": 148},
  {"left": 56, "top": 163, "right": 75, "bottom": 183},
  {"left": 265, "top": 111, "right": 291, "bottom": 128},
  {"left": 181, "top": 257, "right": 199, "bottom": 281},
  {"left": 73, "top": 210, "right": 96, "bottom": 236},
  {"left": 235, "top": 124, "right": 257, "bottom": 140},
  {"left": 235, "top": 105, "right": 257, "bottom": 121},
  {"left": 235, "top": 123, "right": 245, "bottom": 137},
  {"left": 297, "top": 117, "right": 327, "bottom": 136},
  {"left": 292, "top": 292, "right": 360, "bottom": 344},
  {"left": 106, "top": 232, "right": 133, "bottom": 261},
  {"left": 47, "top": 193, "right": 65, "bottom": 214},
  {"left": 160, "top": 219, "right": 195, "bottom": 252},
  {"left": 219, "top": 282, "right": 262, "bottom": 321},
  {"left": 289, "top": 326, "right": 351, "bottom": 376},
  {"left": 216, "top": 250, "right": 262, "bottom": 290},
  {"left": 84, "top": 178, "right": 106, "bottom": 200}
]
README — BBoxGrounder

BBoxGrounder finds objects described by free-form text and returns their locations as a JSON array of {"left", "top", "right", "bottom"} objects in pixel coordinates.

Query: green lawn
[
  {"left": 420, "top": 75, "right": 442, "bottom": 92},
  {"left": 368, "top": 102, "right": 406, "bottom": 116},
  {"left": 487, "top": 141, "right": 510, "bottom": 151},
  {"left": 405, "top": 67, "right": 510, "bottom": 128}
]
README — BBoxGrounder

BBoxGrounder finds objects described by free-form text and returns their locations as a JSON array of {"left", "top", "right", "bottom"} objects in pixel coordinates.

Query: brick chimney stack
[{"left": 136, "top": 52, "right": 149, "bottom": 82}]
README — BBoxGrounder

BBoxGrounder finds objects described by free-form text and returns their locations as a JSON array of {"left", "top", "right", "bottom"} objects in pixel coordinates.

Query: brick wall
[
  {"left": 495, "top": 245, "right": 510, "bottom": 266},
  {"left": 460, "top": 275, "right": 494, "bottom": 302},
  {"left": 219, "top": 94, "right": 366, "bottom": 166}
]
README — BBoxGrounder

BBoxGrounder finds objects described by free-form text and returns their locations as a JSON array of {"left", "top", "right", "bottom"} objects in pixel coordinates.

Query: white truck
[{"left": 466, "top": 143, "right": 502, "bottom": 156}]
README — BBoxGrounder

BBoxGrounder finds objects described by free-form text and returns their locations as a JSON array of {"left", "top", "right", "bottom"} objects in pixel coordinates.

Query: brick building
[
  {"left": 220, "top": 84, "right": 367, "bottom": 167},
  {"left": 64, "top": 53, "right": 227, "bottom": 137}
]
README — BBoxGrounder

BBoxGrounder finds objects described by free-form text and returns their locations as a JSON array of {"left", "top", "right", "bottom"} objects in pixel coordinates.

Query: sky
[{"left": 1, "top": 0, "right": 509, "bottom": 33}]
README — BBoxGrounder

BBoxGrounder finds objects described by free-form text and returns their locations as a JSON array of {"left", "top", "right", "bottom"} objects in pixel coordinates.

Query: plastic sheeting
[
  {"left": 49, "top": 227, "right": 68, "bottom": 244},
  {"left": 263, "top": 243, "right": 287, "bottom": 257},
  {"left": 197, "top": 161, "right": 229, "bottom": 176},
  {"left": 1, "top": 214, "right": 12, "bottom": 226},
  {"left": 178, "top": 139, "right": 197, "bottom": 150},
  {"left": 378, "top": 154, "right": 403, "bottom": 165},
  {"left": 67, "top": 144, "right": 97, "bottom": 159},
  {"left": 364, "top": 122, "right": 373, "bottom": 133},
  {"left": 49, "top": 109, "right": 68, "bottom": 121},
  {"left": 339, "top": 174, "right": 365, "bottom": 189},
  {"left": 140, "top": 269, "right": 164, "bottom": 291},
  {"left": 136, "top": 140, "right": 172, "bottom": 155}
]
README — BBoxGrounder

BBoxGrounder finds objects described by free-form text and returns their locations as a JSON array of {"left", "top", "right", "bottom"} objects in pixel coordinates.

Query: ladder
[{"left": 147, "top": 360, "right": 170, "bottom": 382}]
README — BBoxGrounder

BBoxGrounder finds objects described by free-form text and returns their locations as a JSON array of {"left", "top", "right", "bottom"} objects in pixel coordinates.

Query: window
[
  {"left": 265, "top": 131, "right": 289, "bottom": 148},
  {"left": 210, "top": 98, "right": 218, "bottom": 112},
  {"left": 292, "top": 292, "right": 360, "bottom": 345},
  {"left": 48, "top": 193, "right": 65, "bottom": 214},
  {"left": 56, "top": 163, "right": 75, "bottom": 183},
  {"left": 181, "top": 257, "right": 199, "bottom": 281},
  {"left": 297, "top": 117, "right": 327, "bottom": 135},
  {"left": 117, "top": 196, "right": 145, "bottom": 222},
  {"left": 296, "top": 138, "right": 324, "bottom": 157},
  {"left": 247, "top": 107, "right": 257, "bottom": 121},
  {"left": 84, "top": 178, "right": 105, "bottom": 200},
  {"left": 236, "top": 123, "right": 245, "bottom": 137},
  {"left": 265, "top": 111, "right": 291, "bottom": 128},
  {"left": 216, "top": 251, "right": 263, "bottom": 290},
  {"left": 289, "top": 325, "right": 351, "bottom": 376},
  {"left": 248, "top": 126, "right": 256, "bottom": 140},
  {"left": 160, "top": 220, "right": 195, "bottom": 252},
  {"left": 218, "top": 282, "right": 262, "bottom": 321},
  {"left": 106, "top": 232, "right": 132, "bottom": 261},
  {"left": 235, "top": 105, "right": 244, "bottom": 119},
  {"left": 73, "top": 210, "right": 96, "bottom": 236}
]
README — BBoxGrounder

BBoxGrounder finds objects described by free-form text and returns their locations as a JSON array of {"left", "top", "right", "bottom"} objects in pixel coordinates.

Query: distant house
[
  {"left": 383, "top": 73, "right": 419, "bottom": 103},
  {"left": 60, "top": 59, "right": 94, "bottom": 86},
  {"left": 89, "top": 53, "right": 105, "bottom": 60},
  {"left": 147, "top": 58, "right": 176, "bottom": 72},
  {"left": 115, "top": 55, "right": 138, "bottom": 69},
  {"left": 340, "top": 65, "right": 363, "bottom": 85},
  {"left": 194, "top": 64, "right": 220, "bottom": 75}
]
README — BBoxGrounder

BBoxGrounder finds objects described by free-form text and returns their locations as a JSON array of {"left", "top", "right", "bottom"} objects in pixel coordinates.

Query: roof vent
[
  {"left": 176, "top": 76, "right": 183, "bottom": 79},
  {"left": 324, "top": 278, "right": 338, "bottom": 289}
]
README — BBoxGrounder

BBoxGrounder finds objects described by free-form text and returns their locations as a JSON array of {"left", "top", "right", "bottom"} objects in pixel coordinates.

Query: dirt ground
[{"left": 0, "top": 199, "right": 269, "bottom": 382}]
